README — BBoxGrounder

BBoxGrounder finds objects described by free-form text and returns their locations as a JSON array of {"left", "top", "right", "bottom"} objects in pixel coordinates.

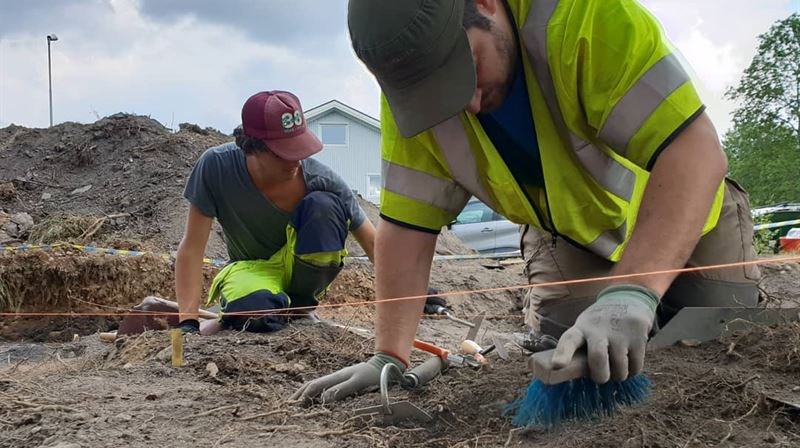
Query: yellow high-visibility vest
[{"left": 379, "top": 0, "right": 724, "bottom": 261}]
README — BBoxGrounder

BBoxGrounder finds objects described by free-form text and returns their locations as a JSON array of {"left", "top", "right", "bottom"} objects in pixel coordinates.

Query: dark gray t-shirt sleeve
[
  {"left": 330, "top": 170, "right": 367, "bottom": 230},
  {"left": 183, "top": 149, "right": 219, "bottom": 218},
  {"left": 344, "top": 187, "right": 367, "bottom": 230},
  {"left": 305, "top": 159, "right": 366, "bottom": 230}
]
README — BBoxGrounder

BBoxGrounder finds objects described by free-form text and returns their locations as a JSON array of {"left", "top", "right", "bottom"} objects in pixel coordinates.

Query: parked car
[{"left": 449, "top": 199, "right": 521, "bottom": 255}]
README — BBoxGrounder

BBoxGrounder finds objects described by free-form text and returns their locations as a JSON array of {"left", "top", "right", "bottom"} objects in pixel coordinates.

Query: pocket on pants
[
  {"left": 690, "top": 180, "right": 760, "bottom": 283},
  {"left": 729, "top": 180, "right": 760, "bottom": 281}
]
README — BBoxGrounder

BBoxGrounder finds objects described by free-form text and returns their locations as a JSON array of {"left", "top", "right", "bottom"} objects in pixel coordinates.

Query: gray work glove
[
  {"left": 551, "top": 284, "right": 659, "bottom": 384},
  {"left": 291, "top": 352, "right": 406, "bottom": 403}
]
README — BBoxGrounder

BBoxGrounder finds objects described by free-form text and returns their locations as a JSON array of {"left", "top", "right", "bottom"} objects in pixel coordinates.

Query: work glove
[
  {"left": 176, "top": 319, "right": 200, "bottom": 334},
  {"left": 291, "top": 352, "right": 406, "bottom": 403},
  {"left": 423, "top": 288, "right": 448, "bottom": 314},
  {"left": 551, "top": 284, "right": 659, "bottom": 384}
]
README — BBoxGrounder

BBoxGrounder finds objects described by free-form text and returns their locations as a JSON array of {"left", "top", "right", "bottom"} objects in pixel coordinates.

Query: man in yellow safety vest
[{"left": 293, "top": 0, "right": 759, "bottom": 402}]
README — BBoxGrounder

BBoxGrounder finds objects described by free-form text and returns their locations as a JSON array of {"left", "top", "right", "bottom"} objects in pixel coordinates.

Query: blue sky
[{"left": 0, "top": 0, "right": 797, "bottom": 135}]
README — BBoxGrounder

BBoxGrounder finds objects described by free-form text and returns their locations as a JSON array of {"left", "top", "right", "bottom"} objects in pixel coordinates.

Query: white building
[{"left": 306, "top": 100, "right": 382, "bottom": 203}]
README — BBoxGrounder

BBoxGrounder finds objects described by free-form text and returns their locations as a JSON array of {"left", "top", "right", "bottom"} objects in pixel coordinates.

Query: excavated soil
[
  {"left": 0, "top": 315, "right": 798, "bottom": 447},
  {"left": 0, "top": 116, "right": 231, "bottom": 258},
  {"left": 1, "top": 117, "right": 799, "bottom": 447},
  {"left": 0, "top": 115, "right": 482, "bottom": 340},
  {"left": 0, "top": 115, "right": 473, "bottom": 259}
]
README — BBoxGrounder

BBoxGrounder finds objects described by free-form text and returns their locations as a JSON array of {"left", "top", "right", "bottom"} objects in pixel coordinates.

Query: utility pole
[{"left": 47, "top": 34, "right": 58, "bottom": 127}]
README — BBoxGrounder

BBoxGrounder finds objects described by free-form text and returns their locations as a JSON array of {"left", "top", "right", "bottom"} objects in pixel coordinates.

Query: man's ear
[{"left": 475, "top": 0, "right": 499, "bottom": 17}]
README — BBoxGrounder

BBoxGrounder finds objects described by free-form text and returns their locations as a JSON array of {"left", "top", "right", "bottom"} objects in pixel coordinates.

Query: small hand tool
[
  {"left": 413, "top": 339, "right": 482, "bottom": 369},
  {"left": 353, "top": 360, "right": 441, "bottom": 425},
  {"left": 425, "top": 302, "right": 477, "bottom": 328}
]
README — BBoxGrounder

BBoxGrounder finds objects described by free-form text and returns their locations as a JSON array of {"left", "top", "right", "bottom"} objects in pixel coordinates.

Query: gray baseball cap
[{"left": 348, "top": 0, "right": 475, "bottom": 138}]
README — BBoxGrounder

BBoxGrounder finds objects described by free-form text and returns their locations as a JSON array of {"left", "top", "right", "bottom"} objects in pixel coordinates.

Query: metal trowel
[
  {"left": 353, "top": 358, "right": 443, "bottom": 425},
  {"left": 648, "top": 307, "right": 800, "bottom": 349}
]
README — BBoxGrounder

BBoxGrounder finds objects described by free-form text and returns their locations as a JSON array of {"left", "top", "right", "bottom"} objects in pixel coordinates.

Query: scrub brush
[{"left": 505, "top": 348, "right": 651, "bottom": 427}]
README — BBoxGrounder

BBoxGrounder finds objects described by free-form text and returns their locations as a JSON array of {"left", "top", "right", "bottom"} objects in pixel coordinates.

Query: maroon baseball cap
[{"left": 241, "top": 91, "right": 322, "bottom": 161}]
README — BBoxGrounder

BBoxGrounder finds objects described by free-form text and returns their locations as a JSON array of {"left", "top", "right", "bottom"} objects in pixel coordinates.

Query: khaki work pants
[{"left": 521, "top": 179, "right": 761, "bottom": 338}]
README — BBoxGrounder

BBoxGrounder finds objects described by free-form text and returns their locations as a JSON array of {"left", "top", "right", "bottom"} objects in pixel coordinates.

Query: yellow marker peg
[{"left": 171, "top": 328, "right": 184, "bottom": 367}]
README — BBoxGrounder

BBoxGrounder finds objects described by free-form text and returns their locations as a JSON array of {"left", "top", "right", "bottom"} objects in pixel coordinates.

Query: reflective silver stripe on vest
[
  {"left": 382, "top": 160, "right": 469, "bottom": 214},
  {"left": 585, "top": 221, "right": 627, "bottom": 259},
  {"left": 432, "top": 117, "right": 497, "bottom": 209},
  {"left": 599, "top": 53, "right": 691, "bottom": 155},
  {"left": 521, "top": 0, "right": 633, "bottom": 258},
  {"left": 570, "top": 135, "right": 635, "bottom": 202}
]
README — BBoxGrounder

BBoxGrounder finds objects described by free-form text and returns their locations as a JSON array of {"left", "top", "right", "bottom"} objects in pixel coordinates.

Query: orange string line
[{"left": 1, "top": 255, "right": 798, "bottom": 318}]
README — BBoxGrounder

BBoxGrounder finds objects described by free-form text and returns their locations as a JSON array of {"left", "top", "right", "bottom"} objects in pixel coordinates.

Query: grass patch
[{"left": 28, "top": 215, "right": 98, "bottom": 244}]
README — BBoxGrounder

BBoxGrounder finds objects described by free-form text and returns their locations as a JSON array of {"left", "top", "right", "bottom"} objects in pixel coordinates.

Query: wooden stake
[{"left": 171, "top": 328, "right": 184, "bottom": 367}]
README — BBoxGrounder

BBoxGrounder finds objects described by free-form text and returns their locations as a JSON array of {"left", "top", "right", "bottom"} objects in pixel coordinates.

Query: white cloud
[
  {"left": 0, "top": 0, "right": 795, "bottom": 134},
  {"left": 641, "top": 0, "right": 794, "bottom": 134},
  {"left": 0, "top": 0, "right": 378, "bottom": 130},
  {"left": 674, "top": 27, "right": 739, "bottom": 93}
]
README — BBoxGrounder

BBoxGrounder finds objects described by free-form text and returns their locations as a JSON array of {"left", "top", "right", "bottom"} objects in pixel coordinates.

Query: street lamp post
[{"left": 47, "top": 34, "right": 58, "bottom": 127}]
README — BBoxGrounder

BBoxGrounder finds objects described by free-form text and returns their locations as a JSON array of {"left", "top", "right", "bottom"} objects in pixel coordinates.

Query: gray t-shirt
[{"left": 184, "top": 142, "right": 366, "bottom": 262}]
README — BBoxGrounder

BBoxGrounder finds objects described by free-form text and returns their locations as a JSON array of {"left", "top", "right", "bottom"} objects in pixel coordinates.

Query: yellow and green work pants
[{"left": 208, "top": 191, "right": 350, "bottom": 332}]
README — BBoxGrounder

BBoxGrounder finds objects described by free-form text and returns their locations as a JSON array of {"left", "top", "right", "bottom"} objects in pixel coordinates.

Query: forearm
[
  {"left": 374, "top": 219, "right": 437, "bottom": 363},
  {"left": 362, "top": 238, "right": 376, "bottom": 264},
  {"left": 612, "top": 114, "right": 727, "bottom": 295},
  {"left": 175, "top": 242, "right": 206, "bottom": 322},
  {"left": 352, "top": 220, "right": 377, "bottom": 263}
]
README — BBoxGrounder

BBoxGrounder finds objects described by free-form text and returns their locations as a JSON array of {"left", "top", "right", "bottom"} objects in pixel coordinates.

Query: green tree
[
  {"left": 724, "top": 13, "right": 800, "bottom": 206},
  {"left": 726, "top": 122, "right": 800, "bottom": 205}
]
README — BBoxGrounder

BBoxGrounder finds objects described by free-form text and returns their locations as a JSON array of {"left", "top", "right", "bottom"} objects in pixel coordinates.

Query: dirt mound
[
  {"left": 2, "top": 117, "right": 475, "bottom": 262},
  {"left": 0, "top": 114, "right": 231, "bottom": 258}
]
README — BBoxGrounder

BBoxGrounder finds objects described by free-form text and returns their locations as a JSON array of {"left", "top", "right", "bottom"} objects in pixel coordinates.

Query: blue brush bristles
[{"left": 505, "top": 373, "right": 651, "bottom": 428}]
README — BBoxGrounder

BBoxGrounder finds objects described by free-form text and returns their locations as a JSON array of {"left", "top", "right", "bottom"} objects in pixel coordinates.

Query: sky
[{"left": 1, "top": 0, "right": 798, "bottom": 135}]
